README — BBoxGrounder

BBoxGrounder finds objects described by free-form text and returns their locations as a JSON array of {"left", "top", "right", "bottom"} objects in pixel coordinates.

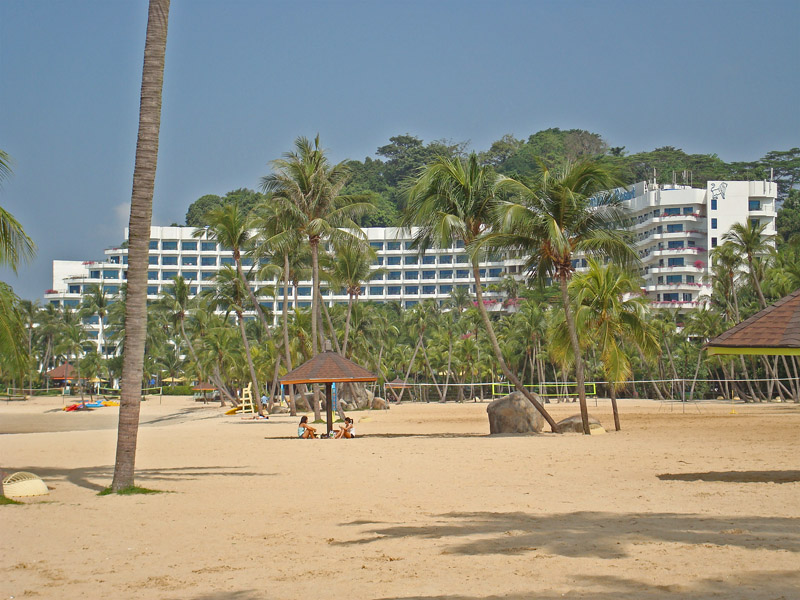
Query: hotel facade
[{"left": 45, "top": 179, "right": 777, "bottom": 352}]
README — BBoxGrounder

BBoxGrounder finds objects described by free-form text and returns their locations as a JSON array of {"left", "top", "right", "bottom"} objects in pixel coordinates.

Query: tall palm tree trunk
[
  {"left": 235, "top": 253, "right": 272, "bottom": 339},
  {"left": 111, "top": 0, "right": 169, "bottom": 492},
  {"left": 281, "top": 254, "right": 296, "bottom": 415},
  {"left": 609, "top": 383, "right": 620, "bottom": 431},
  {"left": 342, "top": 293, "right": 354, "bottom": 357},
  {"left": 556, "top": 272, "right": 590, "bottom": 433},
  {"left": 475, "top": 263, "right": 559, "bottom": 433},
  {"left": 309, "top": 238, "right": 320, "bottom": 356}
]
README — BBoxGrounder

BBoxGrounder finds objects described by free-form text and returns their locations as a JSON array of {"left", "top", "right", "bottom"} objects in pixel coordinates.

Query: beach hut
[
  {"left": 279, "top": 348, "right": 377, "bottom": 436},
  {"left": 192, "top": 381, "right": 218, "bottom": 402},
  {"left": 385, "top": 378, "right": 410, "bottom": 402},
  {"left": 706, "top": 288, "right": 800, "bottom": 356},
  {"left": 44, "top": 363, "right": 78, "bottom": 387}
]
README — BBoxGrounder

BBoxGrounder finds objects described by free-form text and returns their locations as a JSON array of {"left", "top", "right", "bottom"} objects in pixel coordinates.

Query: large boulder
[
  {"left": 487, "top": 391, "right": 544, "bottom": 434},
  {"left": 371, "top": 396, "right": 387, "bottom": 410},
  {"left": 556, "top": 414, "right": 605, "bottom": 434}
]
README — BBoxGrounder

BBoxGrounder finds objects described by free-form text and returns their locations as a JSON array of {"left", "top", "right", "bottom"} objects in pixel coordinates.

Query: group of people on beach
[{"left": 298, "top": 415, "right": 354, "bottom": 439}]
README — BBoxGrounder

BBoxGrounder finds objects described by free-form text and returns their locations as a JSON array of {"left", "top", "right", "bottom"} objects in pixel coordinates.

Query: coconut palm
[
  {"left": 260, "top": 135, "right": 373, "bottom": 359},
  {"left": 485, "top": 161, "right": 636, "bottom": 434},
  {"left": 111, "top": 0, "right": 170, "bottom": 492},
  {"left": 404, "top": 153, "right": 559, "bottom": 430},
  {"left": 203, "top": 266, "right": 265, "bottom": 416},
  {"left": 80, "top": 284, "right": 112, "bottom": 358},
  {"left": 194, "top": 202, "right": 272, "bottom": 336},
  {"left": 722, "top": 220, "right": 774, "bottom": 309}
]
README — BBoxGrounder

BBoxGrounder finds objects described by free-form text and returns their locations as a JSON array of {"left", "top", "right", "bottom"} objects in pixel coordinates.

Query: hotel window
[
  {"left": 123, "top": 256, "right": 128, "bottom": 265},
  {"left": 69, "top": 285, "right": 81, "bottom": 294},
  {"left": 162, "top": 256, "right": 178, "bottom": 265},
  {"left": 455, "top": 240, "right": 465, "bottom": 248},
  {"left": 422, "top": 285, "right": 436, "bottom": 295},
  {"left": 405, "top": 285, "right": 419, "bottom": 295},
  {"left": 668, "top": 257, "right": 685, "bottom": 267},
  {"left": 103, "top": 270, "right": 119, "bottom": 279},
  {"left": 456, "top": 269, "right": 469, "bottom": 279},
  {"left": 369, "top": 286, "right": 384, "bottom": 295},
  {"left": 162, "top": 271, "right": 178, "bottom": 280},
  {"left": 657, "top": 276, "right": 664, "bottom": 284},
  {"left": 190, "top": 286, "right": 197, "bottom": 295},
  {"left": 162, "top": 241, "right": 178, "bottom": 251},
  {"left": 149, "top": 256, "right": 158, "bottom": 265},
  {"left": 370, "top": 241, "right": 384, "bottom": 250},
  {"left": 683, "top": 207, "right": 693, "bottom": 215},
  {"left": 201, "top": 242, "right": 217, "bottom": 252},
  {"left": 297, "top": 287, "right": 311, "bottom": 296},
  {"left": 422, "top": 255, "right": 436, "bottom": 265},
  {"left": 181, "top": 241, "right": 197, "bottom": 251},
  {"left": 405, "top": 241, "right": 414, "bottom": 250},
  {"left": 201, "top": 256, "right": 216, "bottom": 266},
  {"left": 711, "top": 199, "right": 717, "bottom": 210},
  {"left": 386, "top": 241, "right": 401, "bottom": 251},
  {"left": 711, "top": 237, "right": 718, "bottom": 248},
  {"left": 686, "top": 275, "right": 695, "bottom": 283},
  {"left": 104, "top": 285, "right": 119, "bottom": 295},
  {"left": 683, "top": 293, "right": 693, "bottom": 302},
  {"left": 148, "top": 271, "right": 158, "bottom": 281},
  {"left": 422, "top": 270, "right": 436, "bottom": 280},
  {"left": 666, "top": 275, "right": 682, "bottom": 284},
  {"left": 711, "top": 218, "right": 718, "bottom": 229},
  {"left": 221, "top": 257, "right": 234, "bottom": 266},
  {"left": 201, "top": 271, "right": 215, "bottom": 280},
  {"left": 404, "top": 255, "right": 418, "bottom": 265},
  {"left": 439, "top": 284, "right": 453, "bottom": 294},
  {"left": 489, "top": 268, "right": 502, "bottom": 278},
  {"left": 749, "top": 200, "right": 761, "bottom": 211},
  {"left": 182, "top": 256, "right": 197, "bottom": 265},
  {"left": 147, "top": 286, "right": 159, "bottom": 295},
  {"left": 241, "top": 257, "right": 253, "bottom": 266},
  {"left": 667, "top": 224, "right": 683, "bottom": 233},
  {"left": 388, "top": 271, "right": 401, "bottom": 280},
  {"left": 456, "top": 255, "right": 469, "bottom": 263},
  {"left": 668, "top": 241, "right": 684, "bottom": 249},
  {"left": 439, "top": 269, "right": 453, "bottom": 279},
  {"left": 387, "top": 256, "right": 401, "bottom": 265},
  {"left": 663, "top": 293, "right": 679, "bottom": 302},
  {"left": 90, "top": 270, "right": 100, "bottom": 279},
  {"left": 149, "top": 240, "right": 159, "bottom": 250},
  {"left": 182, "top": 271, "right": 197, "bottom": 280},
  {"left": 439, "top": 255, "right": 452, "bottom": 264},
  {"left": 387, "top": 286, "right": 401, "bottom": 295},
  {"left": 663, "top": 208, "right": 680, "bottom": 216},
  {"left": 109, "top": 256, "right": 120, "bottom": 264},
  {"left": 405, "top": 301, "right": 418, "bottom": 308},
  {"left": 405, "top": 271, "right": 418, "bottom": 280}
]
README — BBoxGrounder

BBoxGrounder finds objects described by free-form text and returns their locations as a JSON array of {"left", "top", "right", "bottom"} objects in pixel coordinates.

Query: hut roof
[
  {"left": 192, "top": 382, "right": 217, "bottom": 391},
  {"left": 706, "top": 288, "right": 800, "bottom": 355},
  {"left": 44, "top": 363, "right": 78, "bottom": 380},
  {"left": 279, "top": 351, "right": 377, "bottom": 385},
  {"left": 385, "top": 378, "right": 409, "bottom": 388}
]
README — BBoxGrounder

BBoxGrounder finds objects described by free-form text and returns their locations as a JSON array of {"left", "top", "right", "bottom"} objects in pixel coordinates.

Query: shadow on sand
[
  {"left": 337, "top": 510, "right": 800, "bottom": 559},
  {"left": 372, "top": 570, "right": 800, "bottom": 599},
  {"left": 13, "top": 465, "right": 270, "bottom": 492},
  {"left": 658, "top": 470, "right": 800, "bottom": 483}
]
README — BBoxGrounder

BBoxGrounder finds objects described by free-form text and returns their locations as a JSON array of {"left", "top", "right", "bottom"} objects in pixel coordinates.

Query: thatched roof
[
  {"left": 279, "top": 351, "right": 377, "bottom": 385},
  {"left": 44, "top": 363, "right": 78, "bottom": 380}
]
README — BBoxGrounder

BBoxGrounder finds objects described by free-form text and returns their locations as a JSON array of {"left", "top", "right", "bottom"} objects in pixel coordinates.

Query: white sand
[{"left": 1, "top": 395, "right": 799, "bottom": 599}]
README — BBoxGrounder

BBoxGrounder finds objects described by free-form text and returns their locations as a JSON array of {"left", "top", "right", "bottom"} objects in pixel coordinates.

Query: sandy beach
[{"left": 1, "top": 395, "right": 799, "bottom": 599}]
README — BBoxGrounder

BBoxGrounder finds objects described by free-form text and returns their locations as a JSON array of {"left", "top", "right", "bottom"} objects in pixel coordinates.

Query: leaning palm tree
[
  {"left": 203, "top": 266, "right": 266, "bottom": 417},
  {"left": 486, "top": 161, "right": 636, "bottom": 434},
  {"left": 260, "top": 135, "right": 373, "bottom": 359},
  {"left": 111, "top": 0, "right": 170, "bottom": 492},
  {"left": 404, "top": 153, "right": 559, "bottom": 431}
]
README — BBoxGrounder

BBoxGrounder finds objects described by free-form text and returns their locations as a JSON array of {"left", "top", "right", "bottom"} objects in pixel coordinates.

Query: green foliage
[
  {"left": 777, "top": 189, "right": 800, "bottom": 242},
  {"left": 162, "top": 385, "right": 193, "bottom": 395},
  {"left": 185, "top": 189, "right": 266, "bottom": 228},
  {"left": 0, "top": 496, "right": 23, "bottom": 505}
]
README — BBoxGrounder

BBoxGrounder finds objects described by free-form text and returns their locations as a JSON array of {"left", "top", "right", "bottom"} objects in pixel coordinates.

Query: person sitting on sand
[
  {"left": 335, "top": 417, "right": 355, "bottom": 439},
  {"left": 298, "top": 415, "right": 317, "bottom": 439}
]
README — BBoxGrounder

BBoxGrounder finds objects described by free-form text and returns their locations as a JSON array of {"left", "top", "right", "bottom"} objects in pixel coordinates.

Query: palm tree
[
  {"left": 203, "top": 266, "right": 266, "bottom": 416},
  {"left": 405, "top": 153, "right": 559, "bottom": 431},
  {"left": 194, "top": 203, "right": 272, "bottom": 336},
  {"left": 260, "top": 135, "right": 373, "bottom": 359},
  {"left": 80, "top": 284, "right": 112, "bottom": 358},
  {"left": 568, "top": 259, "right": 656, "bottom": 430},
  {"left": 329, "top": 239, "right": 384, "bottom": 357},
  {"left": 486, "top": 161, "right": 636, "bottom": 434},
  {"left": 111, "top": 0, "right": 170, "bottom": 492},
  {"left": 722, "top": 220, "right": 774, "bottom": 309}
]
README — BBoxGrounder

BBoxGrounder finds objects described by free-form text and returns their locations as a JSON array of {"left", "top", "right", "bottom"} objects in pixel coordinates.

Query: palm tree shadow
[
  {"left": 337, "top": 510, "right": 800, "bottom": 559},
  {"left": 658, "top": 470, "right": 800, "bottom": 483},
  {"left": 14, "top": 465, "right": 270, "bottom": 492},
  {"left": 374, "top": 570, "right": 800, "bottom": 599}
]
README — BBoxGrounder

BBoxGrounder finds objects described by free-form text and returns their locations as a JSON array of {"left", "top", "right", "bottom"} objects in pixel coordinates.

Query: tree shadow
[
  {"left": 336, "top": 510, "right": 800, "bottom": 559},
  {"left": 12, "top": 465, "right": 270, "bottom": 492},
  {"left": 180, "top": 591, "right": 262, "bottom": 600},
  {"left": 358, "top": 433, "right": 487, "bottom": 439},
  {"left": 374, "top": 570, "right": 800, "bottom": 599},
  {"left": 658, "top": 470, "right": 800, "bottom": 483}
]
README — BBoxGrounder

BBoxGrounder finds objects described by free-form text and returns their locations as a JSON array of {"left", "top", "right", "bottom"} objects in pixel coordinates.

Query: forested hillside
[{"left": 184, "top": 128, "right": 799, "bottom": 233}]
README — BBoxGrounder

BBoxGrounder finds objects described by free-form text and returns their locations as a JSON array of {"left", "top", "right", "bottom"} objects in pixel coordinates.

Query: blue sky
[{"left": 1, "top": 0, "right": 798, "bottom": 300}]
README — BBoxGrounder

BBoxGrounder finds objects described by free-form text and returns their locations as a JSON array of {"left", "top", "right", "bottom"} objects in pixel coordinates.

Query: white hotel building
[{"left": 45, "top": 179, "right": 776, "bottom": 346}]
